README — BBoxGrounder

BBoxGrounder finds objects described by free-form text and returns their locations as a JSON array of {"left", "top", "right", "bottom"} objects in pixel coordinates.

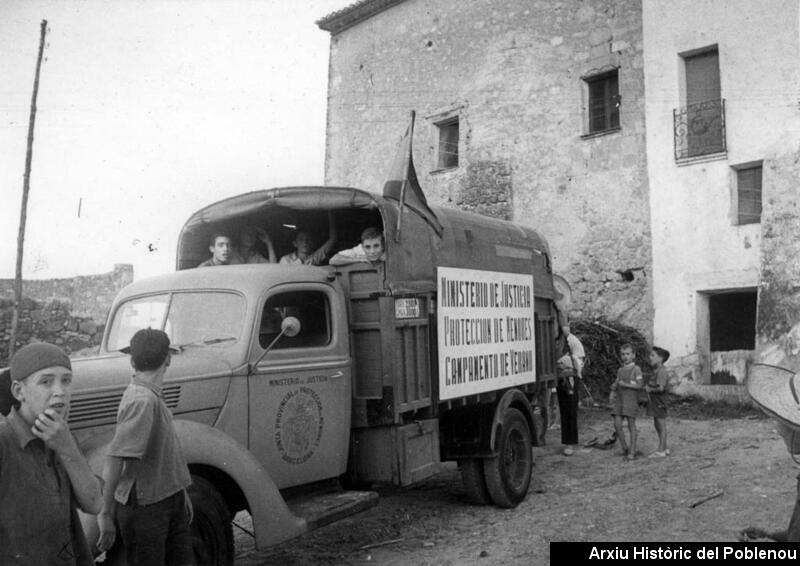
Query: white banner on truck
[{"left": 437, "top": 266, "right": 536, "bottom": 400}]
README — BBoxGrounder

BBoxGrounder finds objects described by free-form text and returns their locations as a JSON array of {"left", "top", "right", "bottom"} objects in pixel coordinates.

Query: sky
[{"left": 1, "top": 0, "right": 352, "bottom": 281}]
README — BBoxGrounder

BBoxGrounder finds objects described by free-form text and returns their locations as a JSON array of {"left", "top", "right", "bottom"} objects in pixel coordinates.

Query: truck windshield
[{"left": 106, "top": 292, "right": 245, "bottom": 353}]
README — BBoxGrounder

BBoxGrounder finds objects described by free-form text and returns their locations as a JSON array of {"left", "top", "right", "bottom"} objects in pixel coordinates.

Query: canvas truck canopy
[{"left": 177, "top": 186, "right": 555, "bottom": 299}]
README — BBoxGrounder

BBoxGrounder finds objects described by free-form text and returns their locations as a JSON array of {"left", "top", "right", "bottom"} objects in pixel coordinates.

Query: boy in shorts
[
  {"left": 96, "top": 328, "right": 194, "bottom": 566},
  {"left": 609, "top": 343, "right": 643, "bottom": 460},
  {"left": 645, "top": 346, "right": 670, "bottom": 458}
]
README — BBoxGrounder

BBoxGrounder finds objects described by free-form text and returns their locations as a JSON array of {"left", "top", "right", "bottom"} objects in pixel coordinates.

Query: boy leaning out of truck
[
  {"left": 96, "top": 328, "right": 194, "bottom": 566},
  {"left": 609, "top": 343, "right": 643, "bottom": 461}
]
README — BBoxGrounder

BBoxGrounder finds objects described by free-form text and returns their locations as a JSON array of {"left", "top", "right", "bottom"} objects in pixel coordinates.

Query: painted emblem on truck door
[{"left": 274, "top": 386, "right": 324, "bottom": 465}]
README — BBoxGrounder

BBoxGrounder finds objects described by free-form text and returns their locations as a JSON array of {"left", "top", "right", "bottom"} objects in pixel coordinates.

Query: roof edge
[{"left": 316, "top": 0, "right": 408, "bottom": 35}]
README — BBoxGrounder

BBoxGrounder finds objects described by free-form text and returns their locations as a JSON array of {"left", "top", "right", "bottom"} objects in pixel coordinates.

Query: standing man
[
  {"left": 556, "top": 324, "right": 586, "bottom": 456},
  {"left": 96, "top": 328, "right": 194, "bottom": 566},
  {"left": 0, "top": 342, "right": 102, "bottom": 565}
]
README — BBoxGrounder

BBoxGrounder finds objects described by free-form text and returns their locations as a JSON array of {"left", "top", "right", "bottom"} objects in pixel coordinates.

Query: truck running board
[{"left": 287, "top": 490, "right": 379, "bottom": 531}]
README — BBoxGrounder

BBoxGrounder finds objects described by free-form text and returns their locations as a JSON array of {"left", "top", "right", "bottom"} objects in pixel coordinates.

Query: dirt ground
[{"left": 234, "top": 400, "right": 796, "bottom": 565}]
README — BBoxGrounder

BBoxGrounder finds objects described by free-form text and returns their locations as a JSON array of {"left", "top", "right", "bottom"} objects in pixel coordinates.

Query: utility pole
[{"left": 9, "top": 20, "right": 48, "bottom": 358}]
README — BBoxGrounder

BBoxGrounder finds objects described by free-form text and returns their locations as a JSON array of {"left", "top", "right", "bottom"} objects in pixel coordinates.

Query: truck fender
[
  {"left": 173, "top": 419, "right": 307, "bottom": 548},
  {"left": 76, "top": 421, "right": 307, "bottom": 552},
  {"left": 489, "top": 389, "right": 536, "bottom": 453}
]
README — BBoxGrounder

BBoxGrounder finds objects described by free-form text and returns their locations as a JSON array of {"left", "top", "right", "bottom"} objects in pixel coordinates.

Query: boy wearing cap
[
  {"left": 96, "top": 328, "right": 194, "bottom": 565},
  {"left": 0, "top": 342, "right": 102, "bottom": 565}
]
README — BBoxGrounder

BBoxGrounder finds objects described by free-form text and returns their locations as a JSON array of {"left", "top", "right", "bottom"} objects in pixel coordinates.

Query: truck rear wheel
[
  {"left": 483, "top": 408, "right": 533, "bottom": 508},
  {"left": 460, "top": 458, "right": 491, "bottom": 505},
  {"left": 188, "top": 475, "right": 234, "bottom": 566}
]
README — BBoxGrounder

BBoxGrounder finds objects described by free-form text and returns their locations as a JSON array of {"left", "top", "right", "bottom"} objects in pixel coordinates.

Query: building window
[
  {"left": 709, "top": 291, "right": 757, "bottom": 352},
  {"left": 436, "top": 118, "right": 459, "bottom": 169},
  {"left": 735, "top": 164, "right": 763, "bottom": 225},
  {"left": 674, "top": 46, "right": 725, "bottom": 160},
  {"left": 584, "top": 70, "right": 620, "bottom": 134}
]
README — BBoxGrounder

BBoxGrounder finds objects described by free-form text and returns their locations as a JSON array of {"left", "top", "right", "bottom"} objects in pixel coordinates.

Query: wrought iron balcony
[{"left": 673, "top": 99, "right": 726, "bottom": 160}]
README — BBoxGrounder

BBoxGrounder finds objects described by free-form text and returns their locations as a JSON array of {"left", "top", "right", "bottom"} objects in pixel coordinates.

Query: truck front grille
[{"left": 69, "top": 384, "right": 181, "bottom": 426}]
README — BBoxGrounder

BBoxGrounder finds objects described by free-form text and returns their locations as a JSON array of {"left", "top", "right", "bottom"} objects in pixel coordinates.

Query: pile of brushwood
[{"left": 571, "top": 318, "right": 651, "bottom": 403}]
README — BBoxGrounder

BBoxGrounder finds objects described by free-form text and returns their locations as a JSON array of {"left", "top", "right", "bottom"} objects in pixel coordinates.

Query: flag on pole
[{"left": 382, "top": 111, "right": 444, "bottom": 237}]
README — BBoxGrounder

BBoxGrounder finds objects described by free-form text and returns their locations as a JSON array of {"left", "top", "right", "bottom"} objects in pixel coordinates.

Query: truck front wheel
[
  {"left": 188, "top": 475, "right": 234, "bottom": 566},
  {"left": 483, "top": 408, "right": 533, "bottom": 508}
]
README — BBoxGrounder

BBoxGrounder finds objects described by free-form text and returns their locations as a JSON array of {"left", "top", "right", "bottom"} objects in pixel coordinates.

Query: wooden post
[{"left": 9, "top": 20, "right": 48, "bottom": 358}]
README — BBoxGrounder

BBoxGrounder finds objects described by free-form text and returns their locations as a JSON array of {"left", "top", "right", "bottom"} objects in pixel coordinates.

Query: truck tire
[
  {"left": 483, "top": 408, "right": 533, "bottom": 508},
  {"left": 188, "top": 475, "right": 234, "bottom": 566},
  {"left": 460, "top": 458, "right": 491, "bottom": 505}
]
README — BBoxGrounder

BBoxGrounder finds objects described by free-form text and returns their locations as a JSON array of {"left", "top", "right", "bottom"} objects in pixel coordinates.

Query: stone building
[
  {"left": 318, "top": 0, "right": 800, "bottom": 388},
  {"left": 318, "top": 0, "right": 654, "bottom": 336},
  {"left": 643, "top": 0, "right": 800, "bottom": 384}
]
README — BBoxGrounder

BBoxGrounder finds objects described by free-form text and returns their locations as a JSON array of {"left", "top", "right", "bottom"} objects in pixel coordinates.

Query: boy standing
[
  {"left": 609, "top": 343, "right": 643, "bottom": 461},
  {"left": 1, "top": 342, "right": 102, "bottom": 565},
  {"left": 645, "top": 346, "right": 671, "bottom": 458},
  {"left": 96, "top": 328, "right": 194, "bottom": 566}
]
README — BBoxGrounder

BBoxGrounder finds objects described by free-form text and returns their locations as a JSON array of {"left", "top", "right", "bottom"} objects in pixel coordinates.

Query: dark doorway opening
[{"left": 709, "top": 291, "right": 757, "bottom": 352}]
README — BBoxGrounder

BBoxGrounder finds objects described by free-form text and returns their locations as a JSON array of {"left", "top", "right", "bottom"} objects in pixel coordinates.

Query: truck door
[{"left": 247, "top": 283, "right": 351, "bottom": 489}]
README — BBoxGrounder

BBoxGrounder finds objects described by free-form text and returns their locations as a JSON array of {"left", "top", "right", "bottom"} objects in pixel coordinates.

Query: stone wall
[
  {"left": 322, "top": 0, "right": 654, "bottom": 337},
  {"left": 0, "top": 264, "right": 133, "bottom": 365}
]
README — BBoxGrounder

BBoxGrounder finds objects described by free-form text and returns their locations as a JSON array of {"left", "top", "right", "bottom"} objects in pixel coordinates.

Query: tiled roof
[{"left": 316, "top": 0, "right": 408, "bottom": 35}]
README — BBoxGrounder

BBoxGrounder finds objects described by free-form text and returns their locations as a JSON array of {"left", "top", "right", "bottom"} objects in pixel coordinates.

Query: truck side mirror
[
  {"left": 252, "top": 316, "right": 302, "bottom": 367},
  {"left": 281, "top": 316, "right": 301, "bottom": 337}
]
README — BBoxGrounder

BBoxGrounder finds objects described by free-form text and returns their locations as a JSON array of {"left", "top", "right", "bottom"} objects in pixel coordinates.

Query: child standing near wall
[
  {"left": 645, "top": 346, "right": 671, "bottom": 458},
  {"left": 609, "top": 343, "right": 643, "bottom": 461}
]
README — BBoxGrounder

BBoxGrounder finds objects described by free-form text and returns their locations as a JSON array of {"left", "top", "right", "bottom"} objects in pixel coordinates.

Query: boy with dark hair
[
  {"left": 197, "top": 232, "right": 242, "bottom": 267},
  {"left": 1, "top": 342, "right": 102, "bottom": 565},
  {"left": 330, "top": 226, "right": 386, "bottom": 266},
  {"left": 96, "top": 328, "right": 194, "bottom": 566},
  {"left": 645, "top": 346, "right": 671, "bottom": 458}
]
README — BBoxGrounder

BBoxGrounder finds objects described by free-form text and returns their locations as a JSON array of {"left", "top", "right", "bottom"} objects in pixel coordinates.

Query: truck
[{"left": 60, "top": 186, "right": 563, "bottom": 564}]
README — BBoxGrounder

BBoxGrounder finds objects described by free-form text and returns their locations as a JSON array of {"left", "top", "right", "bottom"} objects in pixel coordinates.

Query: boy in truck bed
[
  {"left": 279, "top": 212, "right": 337, "bottom": 266},
  {"left": 330, "top": 226, "right": 386, "bottom": 266}
]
